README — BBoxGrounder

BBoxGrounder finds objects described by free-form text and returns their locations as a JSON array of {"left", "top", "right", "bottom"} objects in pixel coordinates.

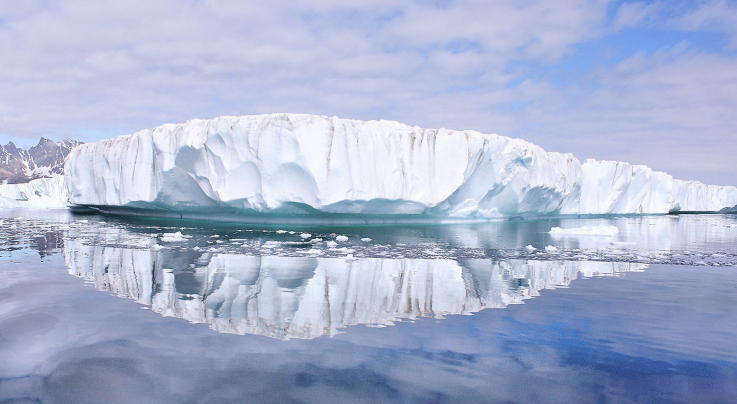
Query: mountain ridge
[{"left": 0, "top": 138, "right": 83, "bottom": 184}]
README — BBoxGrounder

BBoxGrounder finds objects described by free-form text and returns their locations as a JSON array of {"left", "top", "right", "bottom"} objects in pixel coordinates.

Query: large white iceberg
[{"left": 64, "top": 113, "right": 737, "bottom": 221}]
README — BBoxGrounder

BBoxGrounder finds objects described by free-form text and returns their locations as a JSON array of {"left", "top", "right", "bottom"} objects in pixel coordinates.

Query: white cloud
[{"left": 0, "top": 0, "right": 735, "bottom": 185}]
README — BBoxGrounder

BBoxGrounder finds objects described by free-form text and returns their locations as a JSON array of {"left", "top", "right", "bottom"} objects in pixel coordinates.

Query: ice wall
[
  {"left": 64, "top": 114, "right": 737, "bottom": 218},
  {"left": 0, "top": 177, "right": 67, "bottom": 209}
]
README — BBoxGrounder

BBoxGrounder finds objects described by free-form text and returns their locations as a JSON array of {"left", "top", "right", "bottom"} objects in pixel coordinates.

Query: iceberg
[
  {"left": 0, "top": 177, "right": 68, "bottom": 209},
  {"left": 64, "top": 113, "right": 737, "bottom": 222}
]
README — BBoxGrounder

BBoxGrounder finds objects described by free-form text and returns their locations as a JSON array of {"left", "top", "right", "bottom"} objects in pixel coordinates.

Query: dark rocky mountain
[{"left": 0, "top": 138, "right": 83, "bottom": 184}]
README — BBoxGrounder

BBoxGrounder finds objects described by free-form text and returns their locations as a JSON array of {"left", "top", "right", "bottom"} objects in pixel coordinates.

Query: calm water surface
[{"left": 1, "top": 210, "right": 737, "bottom": 403}]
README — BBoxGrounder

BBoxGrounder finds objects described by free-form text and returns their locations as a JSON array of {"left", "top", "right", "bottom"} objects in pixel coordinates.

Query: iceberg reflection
[{"left": 64, "top": 240, "right": 646, "bottom": 339}]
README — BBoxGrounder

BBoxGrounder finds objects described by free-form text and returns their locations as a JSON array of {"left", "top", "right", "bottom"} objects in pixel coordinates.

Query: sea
[{"left": 1, "top": 209, "right": 737, "bottom": 403}]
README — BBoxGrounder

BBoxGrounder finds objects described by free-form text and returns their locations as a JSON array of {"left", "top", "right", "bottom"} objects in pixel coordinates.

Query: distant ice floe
[
  {"left": 161, "top": 231, "right": 191, "bottom": 242},
  {"left": 549, "top": 225, "right": 620, "bottom": 236}
]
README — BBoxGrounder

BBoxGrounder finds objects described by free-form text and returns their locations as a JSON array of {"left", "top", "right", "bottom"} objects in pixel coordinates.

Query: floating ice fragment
[
  {"left": 549, "top": 225, "right": 619, "bottom": 236},
  {"left": 161, "top": 231, "right": 191, "bottom": 242},
  {"left": 360, "top": 238, "right": 372, "bottom": 242},
  {"left": 276, "top": 230, "right": 288, "bottom": 234},
  {"left": 525, "top": 245, "right": 537, "bottom": 252},
  {"left": 326, "top": 241, "right": 338, "bottom": 248},
  {"left": 545, "top": 245, "right": 559, "bottom": 253},
  {"left": 300, "top": 233, "right": 312, "bottom": 239},
  {"left": 335, "top": 235, "right": 349, "bottom": 242}
]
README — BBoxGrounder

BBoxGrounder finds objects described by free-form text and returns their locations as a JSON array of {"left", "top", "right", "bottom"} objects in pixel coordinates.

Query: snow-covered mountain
[
  {"left": 0, "top": 138, "right": 82, "bottom": 184},
  {"left": 64, "top": 114, "right": 737, "bottom": 220}
]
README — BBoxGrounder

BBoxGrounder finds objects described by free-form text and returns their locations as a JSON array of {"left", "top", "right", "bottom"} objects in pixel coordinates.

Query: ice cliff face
[
  {"left": 0, "top": 177, "right": 68, "bottom": 208},
  {"left": 64, "top": 114, "right": 737, "bottom": 219}
]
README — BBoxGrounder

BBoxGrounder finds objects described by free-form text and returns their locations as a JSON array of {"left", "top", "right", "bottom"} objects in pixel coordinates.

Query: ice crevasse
[{"left": 64, "top": 113, "right": 737, "bottom": 221}]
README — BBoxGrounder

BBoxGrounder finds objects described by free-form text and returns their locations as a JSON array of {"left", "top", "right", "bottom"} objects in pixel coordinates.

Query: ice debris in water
[
  {"left": 525, "top": 245, "right": 537, "bottom": 252},
  {"left": 161, "top": 231, "right": 191, "bottom": 242},
  {"left": 549, "top": 225, "right": 619, "bottom": 236},
  {"left": 335, "top": 235, "right": 349, "bottom": 242},
  {"left": 276, "top": 230, "right": 288, "bottom": 234},
  {"left": 545, "top": 245, "right": 559, "bottom": 253},
  {"left": 361, "top": 237, "right": 372, "bottom": 242},
  {"left": 300, "top": 233, "right": 312, "bottom": 239},
  {"left": 326, "top": 241, "right": 338, "bottom": 248}
]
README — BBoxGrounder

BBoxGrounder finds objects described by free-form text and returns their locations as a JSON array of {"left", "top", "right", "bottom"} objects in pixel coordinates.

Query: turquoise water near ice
[{"left": 1, "top": 210, "right": 737, "bottom": 403}]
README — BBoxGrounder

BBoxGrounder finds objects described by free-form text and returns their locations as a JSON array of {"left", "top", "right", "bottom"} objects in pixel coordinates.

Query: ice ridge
[{"left": 64, "top": 113, "right": 737, "bottom": 220}]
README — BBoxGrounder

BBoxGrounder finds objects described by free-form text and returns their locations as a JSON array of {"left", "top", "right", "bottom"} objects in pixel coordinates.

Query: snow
[
  {"left": 0, "top": 177, "right": 68, "bottom": 209},
  {"left": 549, "top": 225, "right": 620, "bottom": 236},
  {"left": 63, "top": 113, "right": 737, "bottom": 219}
]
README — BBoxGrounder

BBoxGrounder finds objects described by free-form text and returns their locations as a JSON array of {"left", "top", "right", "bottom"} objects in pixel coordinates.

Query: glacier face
[
  {"left": 0, "top": 176, "right": 68, "bottom": 209},
  {"left": 64, "top": 113, "right": 737, "bottom": 220}
]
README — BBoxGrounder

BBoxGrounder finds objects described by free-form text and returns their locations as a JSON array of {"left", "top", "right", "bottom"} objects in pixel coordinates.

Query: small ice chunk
[
  {"left": 262, "top": 241, "right": 283, "bottom": 248},
  {"left": 361, "top": 238, "right": 372, "bottom": 242},
  {"left": 300, "top": 233, "right": 312, "bottom": 239},
  {"left": 310, "top": 238, "right": 323, "bottom": 243},
  {"left": 276, "top": 230, "right": 288, "bottom": 234},
  {"left": 326, "top": 241, "right": 338, "bottom": 248},
  {"left": 306, "top": 248, "right": 324, "bottom": 255},
  {"left": 525, "top": 245, "right": 537, "bottom": 252},
  {"left": 161, "top": 231, "right": 191, "bottom": 242},
  {"left": 335, "top": 235, "right": 349, "bottom": 242},
  {"left": 76, "top": 220, "right": 88, "bottom": 223},
  {"left": 544, "top": 245, "right": 558, "bottom": 253}
]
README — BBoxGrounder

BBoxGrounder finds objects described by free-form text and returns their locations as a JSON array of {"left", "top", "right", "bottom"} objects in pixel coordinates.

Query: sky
[{"left": 0, "top": 0, "right": 735, "bottom": 186}]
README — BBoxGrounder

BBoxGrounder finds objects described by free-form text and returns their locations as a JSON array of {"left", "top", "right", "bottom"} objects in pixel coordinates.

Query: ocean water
[{"left": 1, "top": 210, "right": 737, "bottom": 403}]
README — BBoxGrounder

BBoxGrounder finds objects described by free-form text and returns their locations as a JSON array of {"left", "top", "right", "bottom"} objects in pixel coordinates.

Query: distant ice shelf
[
  {"left": 63, "top": 113, "right": 737, "bottom": 222},
  {"left": 0, "top": 177, "right": 67, "bottom": 209}
]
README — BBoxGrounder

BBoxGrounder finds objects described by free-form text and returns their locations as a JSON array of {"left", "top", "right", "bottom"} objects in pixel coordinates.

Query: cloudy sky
[{"left": 0, "top": 0, "right": 735, "bottom": 185}]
